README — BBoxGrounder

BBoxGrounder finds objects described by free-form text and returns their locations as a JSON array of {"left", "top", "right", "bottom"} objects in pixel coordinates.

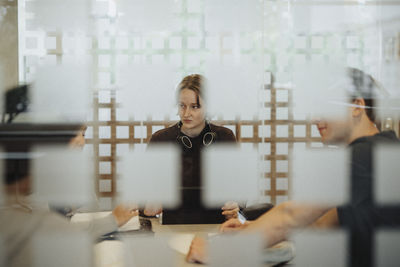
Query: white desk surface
[
  {"left": 151, "top": 217, "right": 220, "bottom": 267},
  {"left": 94, "top": 216, "right": 220, "bottom": 267},
  {"left": 95, "top": 216, "right": 289, "bottom": 267}
]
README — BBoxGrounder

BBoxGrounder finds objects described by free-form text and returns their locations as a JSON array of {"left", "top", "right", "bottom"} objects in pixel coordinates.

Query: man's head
[
  {"left": 1, "top": 86, "right": 88, "bottom": 197},
  {"left": 314, "top": 68, "right": 381, "bottom": 145}
]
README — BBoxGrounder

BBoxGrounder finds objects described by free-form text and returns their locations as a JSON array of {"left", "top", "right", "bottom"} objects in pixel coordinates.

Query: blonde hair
[{"left": 177, "top": 74, "right": 204, "bottom": 106}]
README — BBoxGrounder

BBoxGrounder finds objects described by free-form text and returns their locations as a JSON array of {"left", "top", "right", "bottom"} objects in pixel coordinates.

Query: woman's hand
[
  {"left": 143, "top": 203, "right": 163, "bottom": 216},
  {"left": 186, "top": 236, "right": 209, "bottom": 264},
  {"left": 112, "top": 204, "right": 138, "bottom": 227},
  {"left": 221, "top": 201, "right": 240, "bottom": 220},
  {"left": 219, "top": 218, "right": 250, "bottom": 233}
]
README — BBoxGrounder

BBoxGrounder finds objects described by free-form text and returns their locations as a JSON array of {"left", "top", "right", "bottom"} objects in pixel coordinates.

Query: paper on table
[
  {"left": 71, "top": 212, "right": 140, "bottom": 231},
  {"left": 94, "top": 240, "right": 124, "bottom": 267},
  {"left": 118, "top": 215, "right": 140, "bottom": 232},
  {"left": 262, "top": 241, "right": 295, "bottom": 264},
  {"left": 168, "top": 233, "right": 222, "bottom": 255},
  {"left": 168, "top": 234, "right": 195, "bottom": 255}
]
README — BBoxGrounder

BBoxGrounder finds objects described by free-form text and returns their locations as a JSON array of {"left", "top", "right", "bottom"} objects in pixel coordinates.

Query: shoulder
[
  {"left": 350, "top": 137, "right": 373, "bottom": 173},
  {"left": 350, "top": 138, "right": 373, "bottom": 157},
  {"left": 149, "top": 124, "right": 179, "bottom": 143},
  {"left": 351, "top": 131, "right": 399, "bottom": 159},
  {"left": 210, "top": 123, "right": 236, "bottom": 142},
  {"left": 349, "top": 131, "right": 400, "bottom": 182}
]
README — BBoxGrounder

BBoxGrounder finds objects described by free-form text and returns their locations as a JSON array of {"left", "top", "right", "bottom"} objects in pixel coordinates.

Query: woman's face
[{"left": 178, "top": 89, "right": 206, "bottom": 135}]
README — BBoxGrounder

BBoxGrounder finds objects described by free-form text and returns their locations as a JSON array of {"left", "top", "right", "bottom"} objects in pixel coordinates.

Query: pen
[{"left": 237, "top": 210, "right": 247, "bottom": 224}]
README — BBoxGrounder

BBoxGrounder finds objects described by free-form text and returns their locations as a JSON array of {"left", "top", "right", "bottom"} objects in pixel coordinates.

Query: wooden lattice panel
[
  {"left": 85, "top": 83, "right": 325, "bottom": 205},
  {"left": 19, "top": 0, "right": 400, "bottom": 207}
]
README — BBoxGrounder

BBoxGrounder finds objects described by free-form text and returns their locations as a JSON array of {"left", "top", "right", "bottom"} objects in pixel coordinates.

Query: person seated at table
[
  {"left": 58, "top": 125, "right": 137, "bottom": 228},
  {"left": 0, "top": 85, "right": 137, "bottom": 246},
  {"left": 186, "top": 68, "right": 400, "bottom": 266},
  {"left": 145, "top": 74, "right": 239, "bottom": 222},
  {"left": 0, "top": 126, "right": 139, "bottom": 267}
]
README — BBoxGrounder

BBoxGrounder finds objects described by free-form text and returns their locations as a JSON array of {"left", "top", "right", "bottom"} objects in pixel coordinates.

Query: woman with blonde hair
[{"left": 147, "top": 74, "right": 238, "bottom": 223}]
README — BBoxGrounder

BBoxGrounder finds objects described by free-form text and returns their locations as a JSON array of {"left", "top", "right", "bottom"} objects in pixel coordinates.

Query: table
[
  {"left": 94, "top": 216, "right": 220, "bottom": 267},
  {"left": 95, "top": 216, "right": 293, "bottom": 267},
  {"left": 151, "top": 217, "right": 220, "bottom": 267}
]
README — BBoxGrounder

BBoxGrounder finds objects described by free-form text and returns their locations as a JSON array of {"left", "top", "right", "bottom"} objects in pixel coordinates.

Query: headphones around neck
[{"left": 177, "top": 121, "right": 216, "bottom": 149}]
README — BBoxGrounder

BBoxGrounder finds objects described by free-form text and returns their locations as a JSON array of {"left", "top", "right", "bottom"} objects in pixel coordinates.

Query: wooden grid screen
[
  {"left": 86, "top": 83, "right": 325, "bottom": 205},
  {"left": 19, "top": 0, "right": 400, "bottom": 207}
]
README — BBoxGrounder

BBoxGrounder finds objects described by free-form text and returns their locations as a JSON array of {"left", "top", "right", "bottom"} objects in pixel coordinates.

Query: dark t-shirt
[
  {"left": 337, "top": 130, "right": 400, "bottom": 267},
  {"left": 149, "top": 122, "right": 236, "bottom": 189},
  {"left": 149, "top": 122, "right": 236, "bottom": 223}
]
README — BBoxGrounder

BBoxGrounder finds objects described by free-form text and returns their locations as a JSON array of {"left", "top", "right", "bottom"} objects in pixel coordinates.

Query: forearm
[
  {"left": 71, "top": 213, "right": 118, "bottom": 238},
  {"left": 244, "top": 202, "right": 331, "bottom": 247},
  {"left": 310, "top": 208, "right": 339, "bottom": 229}
]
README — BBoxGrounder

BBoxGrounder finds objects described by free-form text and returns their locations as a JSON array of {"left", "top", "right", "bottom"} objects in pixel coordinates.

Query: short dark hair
[
  {"left": 4, "top": 158, "right": 29, "bottom": 185},
  {"left": 3, "top": 84, "right": 29, "bottom": 123},
  {"left": 348, "top": 68, "right": 382, "bottom": 123},
  {"left": 2, "top": 86, "right": 86, "bottom": 185}
]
